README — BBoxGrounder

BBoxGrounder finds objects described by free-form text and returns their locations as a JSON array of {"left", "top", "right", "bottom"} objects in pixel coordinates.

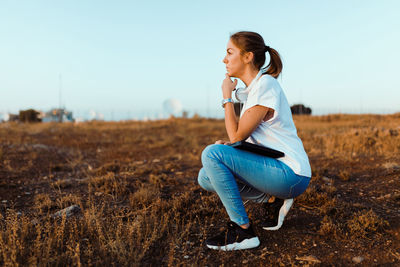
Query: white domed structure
[{"left": 163, "top": 98, "right": 183, "bottom": 117}]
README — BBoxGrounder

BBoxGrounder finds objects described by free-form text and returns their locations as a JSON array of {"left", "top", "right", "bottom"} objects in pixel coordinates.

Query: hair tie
[{"left": 264, "top": 45, "right": 271, "bottom": 53}]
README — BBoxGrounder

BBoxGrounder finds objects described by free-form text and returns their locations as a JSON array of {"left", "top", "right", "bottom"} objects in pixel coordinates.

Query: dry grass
[
  {"left": 0, "top": 114, "right": 399, "bottom": 265},
  {"left": 347, "top": 209, "right": 388, "bottom": 238}
]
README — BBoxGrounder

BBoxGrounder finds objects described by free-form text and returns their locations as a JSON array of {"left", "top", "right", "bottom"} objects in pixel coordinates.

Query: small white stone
[
  {"left": 184, "top": 255, "right": 189, "bottom": 259},
  {"left": 321, "top": 176, "right": 331, "bottom": 183},
  {"left": 352, "top": 256, "right": 364, "bottom": 264}
]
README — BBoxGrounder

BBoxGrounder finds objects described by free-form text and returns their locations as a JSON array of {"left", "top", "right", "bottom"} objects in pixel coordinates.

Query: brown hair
[{"left": 230, "top": 31, "right": 283, "bottom": 78}]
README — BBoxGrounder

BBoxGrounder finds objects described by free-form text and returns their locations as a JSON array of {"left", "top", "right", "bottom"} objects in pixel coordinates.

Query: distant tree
[
  {"left": 19, "top": 109, "right": 42, "bottom": 123},
  {"left": 290, "top": 104, "right": 312, "bottom": 115}
]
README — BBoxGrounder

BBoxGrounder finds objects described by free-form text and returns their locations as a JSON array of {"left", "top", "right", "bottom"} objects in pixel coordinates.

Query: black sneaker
[
  {"left": 261, "top": 198, "right": 293, "bottom": 230},
  {"left": 205, "top": 221, "right": 260, "bottom": 251}
]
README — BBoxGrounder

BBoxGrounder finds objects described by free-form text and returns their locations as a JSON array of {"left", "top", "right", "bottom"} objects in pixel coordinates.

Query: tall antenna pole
[
  {"left": 59, "top": 74, "right": 62, "bottom": 109},
  {"left": 59, "top": 74, "right": 62, "bottom": 122}
]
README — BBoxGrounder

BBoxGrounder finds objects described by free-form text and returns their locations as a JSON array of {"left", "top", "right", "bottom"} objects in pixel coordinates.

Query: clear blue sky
[{"left": 1, "top": 0, "right": 399, "bottom": 119}]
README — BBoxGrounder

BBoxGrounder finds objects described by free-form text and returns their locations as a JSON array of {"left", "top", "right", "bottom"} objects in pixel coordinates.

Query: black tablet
[{"left": 228, "top": 140, "right": 284, "bottom": 158}]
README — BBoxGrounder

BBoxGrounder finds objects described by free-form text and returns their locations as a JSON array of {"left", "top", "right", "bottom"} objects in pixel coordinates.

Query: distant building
[
  {"left": 19, "top": 109, "right": 42, "bottom": 122},
  {"left": 291, "top": 104, "right": 312, "bottom": 115},
  {"left": 9, "top": 114, "right": 19, "bottom": 122},
  {"left": 41, "top": 108, "right": 74, "bottom": 122}
]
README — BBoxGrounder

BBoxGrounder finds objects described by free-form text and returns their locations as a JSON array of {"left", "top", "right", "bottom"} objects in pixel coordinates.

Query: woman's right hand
[{"left": 215, "top": 140, "right": 231, "bottom": 145}]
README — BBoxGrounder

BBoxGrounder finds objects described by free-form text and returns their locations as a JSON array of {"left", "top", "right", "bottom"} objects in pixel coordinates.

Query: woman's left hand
[{"left": 222, "top": 73, "right": 238, "bottom": 98}]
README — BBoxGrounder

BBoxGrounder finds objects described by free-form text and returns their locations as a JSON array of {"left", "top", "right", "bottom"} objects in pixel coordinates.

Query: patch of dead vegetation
[
  {"left": 0, "top": 115, "right": 399, "bottom": 265},
  {"left": 347, "top": 209, "right": 389, "bottom": 238}
]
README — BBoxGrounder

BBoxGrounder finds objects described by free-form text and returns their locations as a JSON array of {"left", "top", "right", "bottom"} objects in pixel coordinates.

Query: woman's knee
[
  {"left": 201, "top": 144, "right": 225, "bottom": 164},
  {"left": 197, "top": 168, "right": 214, "bottom": 192}
]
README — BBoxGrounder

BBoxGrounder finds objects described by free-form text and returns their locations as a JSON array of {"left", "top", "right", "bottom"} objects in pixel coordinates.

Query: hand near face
[{"left": 222, "top": 73, "right": 238, "bottom": 99}]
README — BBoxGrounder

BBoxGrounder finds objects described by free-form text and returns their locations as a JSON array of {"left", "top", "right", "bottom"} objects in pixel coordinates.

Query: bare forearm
[{"left": 224, "top": 102, "right": 240, "bottom": 142}]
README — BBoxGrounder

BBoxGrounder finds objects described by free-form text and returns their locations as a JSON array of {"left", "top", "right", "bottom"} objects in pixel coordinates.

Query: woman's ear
[{"left": 243, "top": 51, "right": 254, "bottom": 64}]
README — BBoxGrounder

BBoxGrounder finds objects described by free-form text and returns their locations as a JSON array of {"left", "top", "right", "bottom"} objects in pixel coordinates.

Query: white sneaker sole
[
  {"left": 263, "top": 198, "right": 293, "bottom": 231},
  {"left": 206, "top": 237, "right": 260, "bottom": 251}
]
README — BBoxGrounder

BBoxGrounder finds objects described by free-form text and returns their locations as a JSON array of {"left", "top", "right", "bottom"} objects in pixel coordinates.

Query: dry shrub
[
  {"left": 89, "top": 172, "right": 128, "bottom": 196},
  {"left": 34, "top": 194, "right": 55, "bottom": 215},
  {"left": 347, "top": 209, "right": 388, "bottom": 238},
  {"left": 94, "top": 161, "right": 121, "bottom": 175},
  {"left": 296, "top": 184, "right": 337, "bottom": 214},
  {"left": 149, "top": 173, "right": 167, "bottom": 185},
  {"left": 318, "top": 215, "right": 339, "bottom": 237},
  {"left": 338, "top": 170, "right": 350, "bottom": 181},
  {"left": 129, "top": 186, "right": 159, "bottom": 208},
  {"left": 56, "top": 194, "right": 82, "bottom": 209},
  {"left": 0, "top": 210, "right": 32, "bottom": 266}
]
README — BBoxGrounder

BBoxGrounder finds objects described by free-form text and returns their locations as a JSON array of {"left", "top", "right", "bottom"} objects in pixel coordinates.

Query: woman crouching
[{"left": 198, "top": 31, "right": 311, "bottom": 251}]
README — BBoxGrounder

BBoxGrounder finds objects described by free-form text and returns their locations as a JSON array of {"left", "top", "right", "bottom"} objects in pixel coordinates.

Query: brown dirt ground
[{"left": 0, "top": 114, "right": 399, "bottom": 266}]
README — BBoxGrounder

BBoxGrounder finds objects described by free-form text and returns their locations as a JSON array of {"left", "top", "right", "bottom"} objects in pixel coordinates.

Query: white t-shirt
[{"left": 239, "top": 70, "right": 312, "bottom": 177}]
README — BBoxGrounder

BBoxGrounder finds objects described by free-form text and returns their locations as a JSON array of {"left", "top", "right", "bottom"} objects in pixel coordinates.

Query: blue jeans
[{"left": 198, "top": 144, "right": 310, "bottom": 226}]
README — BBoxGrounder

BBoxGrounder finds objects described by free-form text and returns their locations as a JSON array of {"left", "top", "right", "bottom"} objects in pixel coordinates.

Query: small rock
[
  {"left": 152, "top": 159, "right": 160, "bottom": 163},
  {"left": 183, "top": 255, "right": 189, "bottom": 259},
  {"left": 352, "top": 256, "right": 364, "bottom": 264},
  {"left": 321, "top": 176, "right": 331, "bottom": 183},
  {"left": 51, "top": 205, "right": 81, "bottom": 219},
  {"left": 32, "top": 144, "right": 50, "bottom": 150},
  {"left": 25, "top": 192, "right": 31, "bottom": 195}
]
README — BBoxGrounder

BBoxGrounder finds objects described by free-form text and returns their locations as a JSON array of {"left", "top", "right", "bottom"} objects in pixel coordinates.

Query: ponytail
[{"left": 262, "top": 47, "right": 283, "bottom": 78}]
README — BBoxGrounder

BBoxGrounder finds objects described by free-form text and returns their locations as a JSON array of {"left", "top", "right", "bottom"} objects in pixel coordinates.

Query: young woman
[{"left": 197, "top": 31, "right": 311, "bottom": 251}]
